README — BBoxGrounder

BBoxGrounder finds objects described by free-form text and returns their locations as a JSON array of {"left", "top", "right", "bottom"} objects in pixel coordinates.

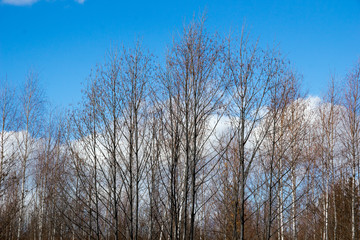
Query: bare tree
[
  {"left": 116, "top": 42, "right": 152, "bottom": 240},
  {"left": 0, "top": 78, "right": 18, "bottom": 238},
  {"left": 155, "top": 17, "right": 226, "bottom": 240},
  {"left": 286, "top": 82, "right": 309, "bottom": 240},
  {"left": 17, "top": 71, "right": 45, "bottom": 240},
  {"left": 224, "top": 27, "right": 286, "bottom": 240},
  {"left": 64, "top": 43, "right": 153, "bottom": 240},
  {"left": 341, "top": 59, "right": 360, "bottom": 240},
  {"left": 314, "top": 77, "right": 341, "bottom": 240},
  {"left": 33, "top": 110, "right": 68, "bottom": 240}
]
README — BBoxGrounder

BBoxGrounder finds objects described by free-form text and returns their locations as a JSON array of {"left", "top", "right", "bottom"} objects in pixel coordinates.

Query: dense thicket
[{"left": 1, "top": 19, "right": 360, "bottom": 240}]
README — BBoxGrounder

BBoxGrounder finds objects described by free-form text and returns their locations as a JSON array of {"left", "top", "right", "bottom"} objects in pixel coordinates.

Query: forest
[{"left": 1, "top": 19, "right": 360, "bottom": 240}]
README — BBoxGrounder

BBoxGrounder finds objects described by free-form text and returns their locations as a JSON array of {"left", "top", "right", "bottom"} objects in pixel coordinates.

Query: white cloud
[
  {"left": 2, "top": 0, "right": 39, "bottom": 6},
  {"left": 2, "top": 0, "right": 85, "bottom": 6}
]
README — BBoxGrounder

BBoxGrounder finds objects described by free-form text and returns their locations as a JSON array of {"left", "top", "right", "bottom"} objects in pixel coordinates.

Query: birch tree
[
  {"left": 156, "top": 17, "right": 226, "bottom": 240},
  {"left": 341, "top": 60, "right": 360, "bottom": 240},
  {"left": 225, "top": 28, "right": 284, "bottom": 240},
  {"left": 315, "top": 78, "right": 341, "bottom": 240},
  {"left": 116, "top": 43, "right": 152, "bottom": 240},
  {"left": 0, "top": 78, "right": 18, "bottom": 238},
  {"left": 17, "top": 72, "right": 45, "bottom": 240}
]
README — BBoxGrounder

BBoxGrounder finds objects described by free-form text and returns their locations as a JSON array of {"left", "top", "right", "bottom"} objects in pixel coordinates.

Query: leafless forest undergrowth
[{"left": 1, "top": 18, "right": 360, "bottom": 240}]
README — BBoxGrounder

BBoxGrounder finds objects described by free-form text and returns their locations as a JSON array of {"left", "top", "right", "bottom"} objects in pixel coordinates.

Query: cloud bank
[{"left": 2, "top": 0, "right": 85, "bottom": 6}]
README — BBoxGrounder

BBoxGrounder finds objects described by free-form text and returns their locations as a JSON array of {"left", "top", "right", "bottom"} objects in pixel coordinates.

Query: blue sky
[{"left": 1, "top": 0, "right": 359, "bottom": 107}]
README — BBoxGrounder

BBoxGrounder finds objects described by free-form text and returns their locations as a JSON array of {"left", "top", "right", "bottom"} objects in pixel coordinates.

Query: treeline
[{"left": 1, "top": 19, "right": 360, "bottom": 240}]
